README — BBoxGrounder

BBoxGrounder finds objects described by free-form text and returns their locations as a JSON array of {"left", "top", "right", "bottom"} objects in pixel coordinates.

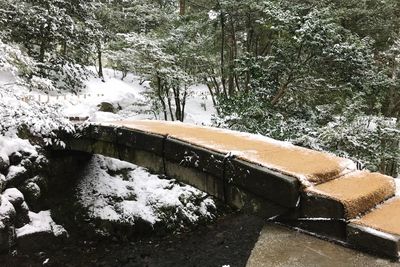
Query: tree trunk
[
  {"left": 157, "top": 76, "right": 168, "bottom": 121},
  {"left": 181, "top": 86, "right": 188, "bottom": 122},
  {"left": 271, "top": 76, "right": 292, "bottom": 106},
  {"left": 179, "top": 0, "right": 186, "bottom": 15},
  {"left": 220, "top": 11, "right": 227, "bottom": 97},
  {"left": 229, "top": 19, "right": 239, "bottom": 94},
  {"left": 39, "top": 40, "right": 46, "bottom": 63},
  {"left": 62, "top": 40, "right": 67, "bottom": 57},
  {"left": 205, "top": 79, "right": 218, "bottom": 106},
  {"left": 173, "top": 86, "right": 181, "bottom": 121},
  {"left": 97, "top": 41, "right": 104, "bottom": 80},
  {"left": 166, "top": 87, "right": 175, "bottom": 121}
]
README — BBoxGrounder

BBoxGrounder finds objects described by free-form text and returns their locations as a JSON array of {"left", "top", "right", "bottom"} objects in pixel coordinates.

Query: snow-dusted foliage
[
  {"left": 0, "top": 38, "right": 74, "bottom": 137},
  {"left": 0, "top": 0, "right": 100, "bottom": 93},
  {"left": 0, "top": 83, "right": 74, "bottom": 137},
  {"left": 217, "top": 95, "right": 400, "bottom": 176},
  {"left": 213, "top": 2, "right": 399, "bottom": 177},
  {"left": 76, "top": 155, "right": 216, "bottom": 228},
  {"left": 0, "top": 39, "right": 34, "bottom": 77}
]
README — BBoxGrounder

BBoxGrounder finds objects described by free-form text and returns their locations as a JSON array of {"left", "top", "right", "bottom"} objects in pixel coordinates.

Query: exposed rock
[
  {"left": 0, "top": 154, "right": 9, "bottom": 174},
  {"left": 3, "top": 188, "right": 25, "bottom": 207},
  {"left": 26, "top": 175, "right": 48, "bottom": 195},
  {"left": 0, "top": 195, "right": 17, "bottom": 251},
  {"left": 31, "top": 155, "right": 48, "bottom": 174},
  {"left": 0, "top": 225, "right": 16, "bottom": 252},
  {"left": 97, "top": 102, "right": 117, "bottom": 113},
  {"left": 15, "top": 201, "right": 30, "bottom": 228},
  {"left": 0, "top": 196, "right": 16, "bottom": 227},
  {"left": 20, "top": 158, "right": 33, "bottom": 172},
  {"left": 20, "top": 150, "right": 33, "bottom": 159},
  {"left": 20, "top": 182, "right": 41, "bottom": 206},
  {"left": 17, "top": 230, "right": 56, "bottom": 252},
  {"left": 0, "top": 174, "right": 5, "bottom": 193},
  {"left": 5, "top": 165, "right": 28, "bottom": 187},
  {"left": 16, "top": 211, "right": 68, "bottom": 252},
  {"left": 9, "top": 152, "right": 22, "bottom": 166}
]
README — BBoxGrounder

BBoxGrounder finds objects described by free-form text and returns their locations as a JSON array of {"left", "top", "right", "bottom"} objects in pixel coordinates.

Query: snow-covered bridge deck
[{"left": 56, "top": 120, "right": 400, "bottom": 260}]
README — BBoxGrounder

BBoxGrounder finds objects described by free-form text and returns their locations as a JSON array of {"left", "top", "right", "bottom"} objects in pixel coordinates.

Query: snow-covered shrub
[
  {"left": 0, "top": 39, "right": 35, "bottom": 80},
  {"left": 0, "top": 82, "right": 74, "bottom": 138},
  {"left": 37, "top": 58, "right": 92, "bottom": 94},
  {"left": 0, "top": 38, "right": 73, "bottom": 137},
  {"left": 317, "top": 115, "right": 399, "bottom": 175}
]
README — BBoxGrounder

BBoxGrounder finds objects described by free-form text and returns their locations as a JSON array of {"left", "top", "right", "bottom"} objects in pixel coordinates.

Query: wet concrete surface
[
  {"left": 247, "top": 223, "right": 400, "bottom": 267},
  {"left": 2, "top": 213, "right": 399, "bottom": 267},
  {"left": 0, "top": 213, "right": 265, "bottom": 267}
]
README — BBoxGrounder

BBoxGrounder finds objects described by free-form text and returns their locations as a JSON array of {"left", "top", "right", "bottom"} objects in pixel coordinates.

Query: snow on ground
[
  {"left": 181, "top": 84, "right": 216, "bottom": 126},
  {"left": 76, "top": 155, "right": 216, "bottom": 226},
  {"left": 61, "top": 68, "right": 149, "bottom": 121},
  {"left": 19, "top": 68, "right": 217, "bottom": 126},
  {"left": 16, "top": 210, "right": 67, "bottom": 238}
]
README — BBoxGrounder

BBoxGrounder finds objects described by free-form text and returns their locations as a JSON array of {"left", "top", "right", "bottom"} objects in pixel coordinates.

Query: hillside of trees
[{"left": 0, "top": 0, "right": 399, "bottom": 176}]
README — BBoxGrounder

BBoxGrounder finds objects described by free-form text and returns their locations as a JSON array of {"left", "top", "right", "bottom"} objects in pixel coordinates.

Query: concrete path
[{"left": 246, "top": 224, "right": 400, "bottom": 267}]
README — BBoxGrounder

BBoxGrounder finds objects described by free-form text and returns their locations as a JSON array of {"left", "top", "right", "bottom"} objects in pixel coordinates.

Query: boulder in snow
[
  {"left": 15, "top": 201, "right": 30, "bottom": 228},
  {"left": 6, "top": 165, "right": 28, "bottom": 187},
  {"left": 97, "top": 102, "right": 117, "bottom": 113},
  {"left": 0, "top": 195, "right": 16, "bottom": 227},
  {"left": 8, "top": 152, "right": 22, "bottom": 166},
  {"left": 2, "top": 188, "right": 30, "bottom": 228},
  {"left": 20, "top": 158, "right": 33, "bottom": 172},
  {"left": 0, "top": 225, "right": 16, "bottom": 252},
  {"left": 0, "top": 174, "right": 5, "bottom": 192},
  {"left": 16, "top": 211, "right": 68, "bottom": 252},
  {"left": 0, "top": 194, "right": 17, "bottom": 252},
  {"left": 0, "top": 154, "right": 9, "bottom": 174},
  {"left": 20, "top": 181, "right": 41, "bottom": 204},
  {"left": 3, "top": 188, "right": 25, "bottom": 207}
]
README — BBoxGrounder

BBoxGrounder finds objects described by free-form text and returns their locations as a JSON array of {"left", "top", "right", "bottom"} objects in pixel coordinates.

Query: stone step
[
  {"left": 347, "top": 197, "right": 400, "bottom": 259},
  {"left": 301, "top": 171, "right": 395, "bottom": 220}
]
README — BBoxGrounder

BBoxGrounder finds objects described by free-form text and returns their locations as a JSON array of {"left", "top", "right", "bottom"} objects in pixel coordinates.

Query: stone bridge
[{"left": 56, "top": 120, "right": 400, "bottom": 260}]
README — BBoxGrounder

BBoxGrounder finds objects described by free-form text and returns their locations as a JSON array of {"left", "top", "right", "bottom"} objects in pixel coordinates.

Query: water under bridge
[{"left": 55, "top": 120, "right": 400, "bottom": 260}]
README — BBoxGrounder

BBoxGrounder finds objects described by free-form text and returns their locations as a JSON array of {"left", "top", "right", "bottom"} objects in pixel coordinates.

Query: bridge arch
[{"left": 54, "top": 120, "right": 400, "bottom": 259}]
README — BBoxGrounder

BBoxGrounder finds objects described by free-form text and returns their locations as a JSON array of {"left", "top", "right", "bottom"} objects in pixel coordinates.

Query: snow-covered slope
[
  {"left": 22, "top": 68, "right": 217, "bottom": 126},
  {"left": 62, "top": 69, "right": 149, "bottom": 122}
]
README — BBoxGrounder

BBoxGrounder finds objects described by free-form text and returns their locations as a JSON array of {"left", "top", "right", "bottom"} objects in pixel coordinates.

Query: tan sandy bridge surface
[
  {"left": 108, "top": 120, "right": 356, "bottom": 185},
  {"left": 353, "top": 197, "right": 400, "bottom": 236},
  {"left": 306, "top": 171, "right": 395, "bottom": 218}
]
